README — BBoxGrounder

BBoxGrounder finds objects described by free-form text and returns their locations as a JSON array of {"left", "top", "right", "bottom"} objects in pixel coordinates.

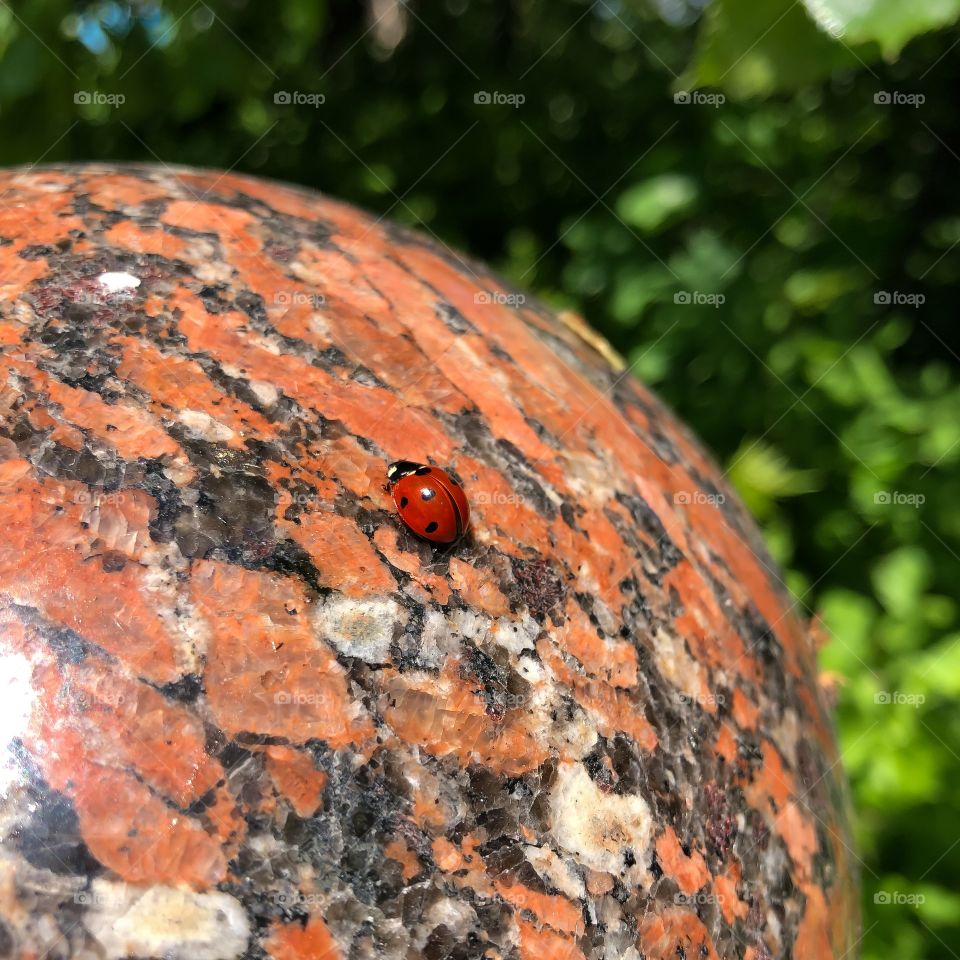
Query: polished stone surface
[{"left": 0, "top": 165, "right": 857, "bottom": 959}]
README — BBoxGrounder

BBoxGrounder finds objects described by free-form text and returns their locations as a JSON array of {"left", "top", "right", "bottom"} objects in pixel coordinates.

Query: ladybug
[{"left": 387, "top": 460, "right": 469, "bottom": 544}]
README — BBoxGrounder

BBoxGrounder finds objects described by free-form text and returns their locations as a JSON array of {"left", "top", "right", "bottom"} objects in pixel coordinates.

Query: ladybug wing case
[{"left": 392, "top": 474, "right": 461, "bottom": 543}]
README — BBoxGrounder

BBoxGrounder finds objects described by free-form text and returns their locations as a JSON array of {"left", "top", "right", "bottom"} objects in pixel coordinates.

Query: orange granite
[{"left": 0, "top": 165, "right": 857, "bottom": 959}]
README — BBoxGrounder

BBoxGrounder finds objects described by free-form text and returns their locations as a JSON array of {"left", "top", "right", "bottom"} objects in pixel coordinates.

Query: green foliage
[
  {"left": 684, "top": 0, "right": 960, "bottom": 96},
  {"left": 804, "top": 0, "right": 960, "bottom": 57},
  {"left": 0, "top": 1, "right": 958, "bottom": 956},
  {"left": 681, "top": 0, "right": 861, "bottom": 96},
  {"left": 616, "top": 174, "right": 699, "bottom": 232}
]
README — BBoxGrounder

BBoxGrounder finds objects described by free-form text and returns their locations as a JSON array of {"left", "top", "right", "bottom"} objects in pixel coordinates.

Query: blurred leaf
[
  {"left": 910, "top": 634, "right": 960, "bottom": 696},
  {"left": 615, "top": 174, "right": 698, "bottom": 233},
  {"left": 784, "top": 268, "right": 862, "bottom": 310},
  {"left": 915, "top": 883, "right": 960, "bottom": 925},
  {"left": 611, "top": 266, "right": 674, "bottom": 324},
  {"left": 0, "top": 36, "right": 47, "bottom": 97},
  {"left": 681, "top": 0, "right": 861, "bottom": 97},
  {"left": 727, "top": 440, "right": 823, "bottom": 518},
  {"left": 670, "top": 229, "right": 742, "bottom": 290},
  {"left": 803, "top": 0, "right": 960, "bottom": 56},
  {"left": 627, "top": 339, "right": 672, "bottom": 384},
  {"left": 820, "top": 588, "right": 877, "bottom": 672},
  {"left": 872, "top": 547, "right": 932, "bottom": 618}
]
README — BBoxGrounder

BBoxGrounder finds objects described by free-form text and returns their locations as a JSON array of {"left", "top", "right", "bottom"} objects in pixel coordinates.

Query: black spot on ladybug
[
  {"left": 400, "top": 496, "right": 409, "bottom": 508},
  {"left": 425, "top": 521, "right": 439, "bottom": 533},
  {"left": 415, "top": 466, "right": 432, "bottom": 475},
  {"left": 420, "top": 488, "right": 436, "bottom": 501}
]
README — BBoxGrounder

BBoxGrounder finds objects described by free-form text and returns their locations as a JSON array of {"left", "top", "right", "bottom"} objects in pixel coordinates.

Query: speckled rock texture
[{"left": 0, "top": 165, "right": 857, "bottom": 960}]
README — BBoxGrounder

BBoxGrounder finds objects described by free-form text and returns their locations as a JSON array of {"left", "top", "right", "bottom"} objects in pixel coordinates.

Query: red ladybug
[{"left": 387, "top": 460, "right": 469, "bottom": 544}]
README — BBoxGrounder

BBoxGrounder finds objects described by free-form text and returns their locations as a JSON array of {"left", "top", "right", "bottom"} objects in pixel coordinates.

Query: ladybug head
[{"left": 386, "top": 460, "right": 424, "bottom": 484}]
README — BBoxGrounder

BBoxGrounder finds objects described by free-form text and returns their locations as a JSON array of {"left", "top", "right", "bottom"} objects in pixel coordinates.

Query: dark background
[{"left": 2, "top": 1, "right": 959, "bottom": 955}]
